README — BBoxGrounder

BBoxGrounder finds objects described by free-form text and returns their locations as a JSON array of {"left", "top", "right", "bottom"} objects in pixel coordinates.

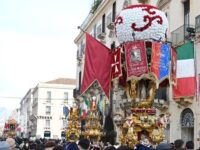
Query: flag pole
[{"left": 77, "top": 26, "right": 86, "bottom": 33}]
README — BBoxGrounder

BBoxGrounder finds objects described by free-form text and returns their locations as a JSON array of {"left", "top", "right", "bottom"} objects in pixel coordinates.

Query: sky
[{"left": 0, "top": 0, "right": 91, "bottom": 111}]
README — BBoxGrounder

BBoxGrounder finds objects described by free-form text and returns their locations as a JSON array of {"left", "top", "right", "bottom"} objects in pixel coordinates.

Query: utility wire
[{"left": 0, "top": 96, "right": 74, "bottom": 101}]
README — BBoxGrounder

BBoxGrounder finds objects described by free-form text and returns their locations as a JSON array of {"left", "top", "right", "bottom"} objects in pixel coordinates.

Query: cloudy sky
[{"left": 0, "top": 0, "right": 91, "bottom": 110}]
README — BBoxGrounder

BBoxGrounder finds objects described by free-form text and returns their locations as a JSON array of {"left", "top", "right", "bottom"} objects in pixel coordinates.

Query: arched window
[{"left": 181, "top": 108, "right": 194, "bottom": 128}]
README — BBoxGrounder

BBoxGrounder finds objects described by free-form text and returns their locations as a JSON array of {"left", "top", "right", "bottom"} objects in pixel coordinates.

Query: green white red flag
[{"left": 173, "top": 41, "right": 196, "bottom": 99}]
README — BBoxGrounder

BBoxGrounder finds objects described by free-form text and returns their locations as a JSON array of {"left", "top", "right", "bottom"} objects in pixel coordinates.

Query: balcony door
[{"left": 184, "top": 0, "right": 190, "bottom": 37}]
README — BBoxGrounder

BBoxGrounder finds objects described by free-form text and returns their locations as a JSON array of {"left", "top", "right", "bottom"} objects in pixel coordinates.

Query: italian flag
[
  {"left": 79, "top": 99, "right": 90, "bottom": 119},
  {"left": 173, "top": 41, "right": 196, "bottom": 99}
]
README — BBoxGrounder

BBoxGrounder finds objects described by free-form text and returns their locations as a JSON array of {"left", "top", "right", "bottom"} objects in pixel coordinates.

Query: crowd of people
[{"left": 0, "top": 137, "right": 197, "bottom": 150}]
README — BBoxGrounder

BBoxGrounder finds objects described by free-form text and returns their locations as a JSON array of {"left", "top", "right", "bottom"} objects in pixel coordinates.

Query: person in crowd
[
  {"left": 45, "top": 141, "right": 56, "bottom": 150},
  {"left": 64, "top": 142, "right": 79, "bottom": 150},
  {"left": 104, "top": 146, "right": 116, "bottom": 150},
  {"left": 6, "top": 137, "right": 18, "bottom": 150},
  {"left": 117, "top": 146, "right": 134, "bottom": 150},
  {"left": 156, "top": 142, "right": 172, "bottom": 150},
  {"left": 135, "top": 137, "right": 154, "bottom": 150},
  {"left": 185, "top": 141, "right": 194, "bottom": 150},
  {"left": 0, "top": 141, "right": 10, "bottom": 150},
  {"left": 78, "top": 138, "right": 90, "bottom": 150},
  {"left": 53, "top": 145, "right": 64, "bottom": 150},
  {"left": 174, "top": 139, "right": 185, "bottom": 150}
]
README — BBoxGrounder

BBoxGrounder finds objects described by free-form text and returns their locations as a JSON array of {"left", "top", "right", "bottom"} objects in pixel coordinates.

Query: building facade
[
  {"left": 74, "top": 0, "right": 200, "bottom": 148},
  {"left": 19, "top": 88, "right": 33, "bottom": 138},
  {"left": 20, "top": 78, "right": 76, "bottom": 139}
]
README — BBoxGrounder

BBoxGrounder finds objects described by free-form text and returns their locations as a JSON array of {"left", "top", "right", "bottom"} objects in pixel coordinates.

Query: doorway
[{"left": 181, "top": 108, "right": 194, "bottom": 142}]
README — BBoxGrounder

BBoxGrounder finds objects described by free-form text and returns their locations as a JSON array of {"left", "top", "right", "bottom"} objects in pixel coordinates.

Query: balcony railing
[{"left": 171, "top": 24, "right": 194, "bottom": 47}]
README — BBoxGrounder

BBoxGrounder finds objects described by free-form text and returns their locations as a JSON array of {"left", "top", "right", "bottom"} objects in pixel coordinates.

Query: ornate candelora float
[
  {"left": 4, "top": 119, "right": 18, "bottom": 138},
  {"left": 82, "top": 97, "right": 102, "bottom": 142},
  {"left": 66, "top": 107, "right": 81, "bottom": 142},
  {"left": 114, "top": 4, "right": 171, "bottom": 148}
]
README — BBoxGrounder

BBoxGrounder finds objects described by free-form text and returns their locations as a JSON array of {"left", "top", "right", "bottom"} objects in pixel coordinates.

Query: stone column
[{"left": 194, "top": 31, "right": 200, "bottom": 149}]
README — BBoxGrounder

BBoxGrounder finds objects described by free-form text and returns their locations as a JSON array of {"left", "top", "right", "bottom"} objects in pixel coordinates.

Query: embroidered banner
[
  {"left": 111, "top": 47, "right": 122, "bottom": 80},
  {"left": 124, "top": 41, "right": 148, "bottom": 80},
  {"left": 151, "top": 42, "right": 170, "bottom": 82},
  {"left": 171, "top": 47, "right": 177, "bottom": 85}
]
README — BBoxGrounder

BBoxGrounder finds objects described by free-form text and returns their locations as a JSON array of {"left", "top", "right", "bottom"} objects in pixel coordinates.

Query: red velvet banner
[
  {"left": 111, "top": 47, "right": 122, "bottom": 80},
  {"left": 80, "top": 33, "right": 112, "bottom": 99},
  {"left": 124, "top": 41, "right": 148, "bottom": 79},
  {"left": 171, "top": 47, "right": 177, "bottom": 85},
  {"left": 151, "top": 42, "right": 161, "bottom": 79}
]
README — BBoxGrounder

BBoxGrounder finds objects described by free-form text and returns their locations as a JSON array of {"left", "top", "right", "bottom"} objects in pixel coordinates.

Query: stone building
[
  {"left": 74, "top": 0, "right": 200, "bottom": 148},
  {"left": 20, "top": 78, "right": 76, "bottom": 138}
]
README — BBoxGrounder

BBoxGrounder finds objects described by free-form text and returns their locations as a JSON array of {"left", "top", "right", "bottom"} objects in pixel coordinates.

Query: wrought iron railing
[{"left": 171, "top": 24, "right": 194, "bottom": 47}]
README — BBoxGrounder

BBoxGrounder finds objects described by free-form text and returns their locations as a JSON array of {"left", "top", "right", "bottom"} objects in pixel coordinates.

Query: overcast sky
[{"left": 0, "top": 0, "right": 91, "bottom": 110}]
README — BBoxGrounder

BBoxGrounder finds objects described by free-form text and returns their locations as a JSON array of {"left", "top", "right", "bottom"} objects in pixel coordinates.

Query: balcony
[
  {"left": 44, "top": 127, "right": 50, "bottom": 130},
  {"left": 106, "top": 13, "right": 115, "bottom": 38},
  {"left": 195, "top": 15, "right": 200, "bottom": 32},
  {"left": 171, "top": 24, "right": 195, "bottom": 47},
  {"left": 77, "top": 50, "right": 83, "bottom": 61},
  {"left": 30, "top": 114, "right": 37, "bottom": 121},
  {"left": 97, "top": 24, "right": 106, "bottom": 43},
  {"left": 153, "top": 99, "right": 169, "bottom": 110},
  {"left": 106, "top": 13, "right": 114, "bottom": 30}
]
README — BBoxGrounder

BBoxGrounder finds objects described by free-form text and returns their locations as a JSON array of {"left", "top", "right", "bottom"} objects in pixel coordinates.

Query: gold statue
[
  {"left": 66, "top": 107, "right": 81, "bottom": 142},
  {"left": 126, "top": 79, "right": 156, "bottom": 108},
  {"left": 150, "top": 128, "right": 165, "bottom": 144}
]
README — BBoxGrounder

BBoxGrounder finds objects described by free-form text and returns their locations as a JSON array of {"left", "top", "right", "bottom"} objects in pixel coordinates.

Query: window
[
  {"left": 102, "top": 14, "right": 106, "bottom": 33},
  {"left": 112, "top": 1, "right": 116, "bottom": 22},
  {"left": 47, "top": 91, "right": 51, "bottom": 100},
  {"left": 46, "top": 106, "right": 51, "bottom": 115},
  {"left": 184, "top": 0, "right": 190, "bottom": 25},
  {"left": 155, "top": 87, "right": 168, "bottom": 101},
  {"left": 93, "top": 24, "right": 97, "bottom": 38},
  {"left": 45, "top": 120, "right": 50, "bottom": 128},
  {"left": 184, "top": 0, "right": 190, "bottom": 37},
  {"left": 80, "top": 40, "right": 85, "bottom": 54},
  {"left": 64, "top": 92, "right": 68, "bottom": 100},
  {"left": 181, "top": 108, "right": 194, "bottom": 128},
  {"left": 44, "top": 131, "right": 51, "bottom": 138},
  {"left": 79, "top": 71, "right": 82, "bottom": 90}
]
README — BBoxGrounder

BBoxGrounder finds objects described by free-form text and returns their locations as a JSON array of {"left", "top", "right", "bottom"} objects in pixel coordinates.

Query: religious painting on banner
[
  {"left": 124, "top": 41, "right": 148, "bottom": 80},
  {"left": 151, "top": 42, "right": 170, "bottom": 82},
  {"left": 171, "top": 48, "right": 177, "bottom": 85},
  {"left": 111, "top": 47, "right": 122, "bottom": 80}
]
